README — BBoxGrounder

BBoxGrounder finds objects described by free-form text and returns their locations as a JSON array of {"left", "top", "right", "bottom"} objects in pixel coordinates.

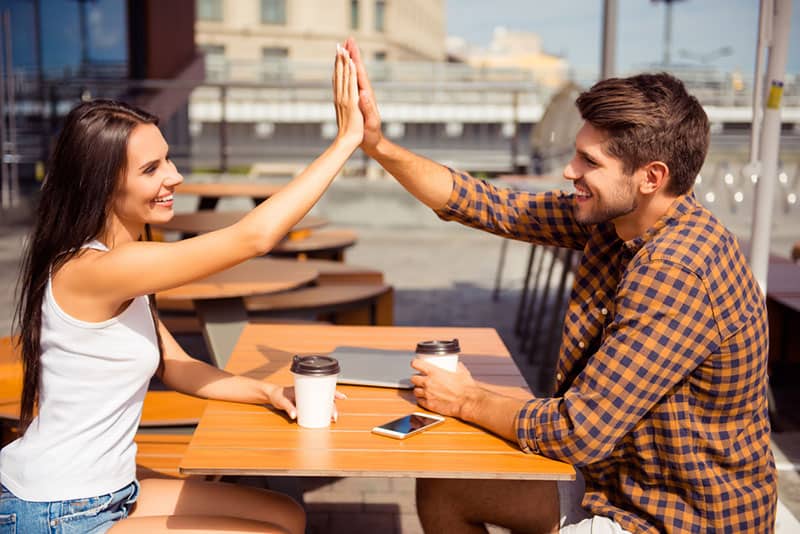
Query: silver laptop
[{"left": 330, "top": 346, "right": 415, "bottom": 389}]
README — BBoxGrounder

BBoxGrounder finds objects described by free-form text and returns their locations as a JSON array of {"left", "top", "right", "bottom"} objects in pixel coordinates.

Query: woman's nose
[{"left": 166, "top": 171, "right": 184, "bottom": 187}]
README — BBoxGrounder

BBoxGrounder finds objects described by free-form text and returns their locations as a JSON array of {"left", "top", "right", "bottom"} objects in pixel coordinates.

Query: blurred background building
[
  {"left": 447, "top": 27, "right": 569, "bottom": 89},
  {"left": 196, "top": 0, "right": 446, "bottom": 83},
  {"left": 0, "top": 0, "right": 797, "bottom": 232}
]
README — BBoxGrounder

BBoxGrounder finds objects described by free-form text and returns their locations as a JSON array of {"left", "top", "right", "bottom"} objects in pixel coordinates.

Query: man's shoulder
[{"left": 645, "top": 201, "right": 742, "bottom": 278}]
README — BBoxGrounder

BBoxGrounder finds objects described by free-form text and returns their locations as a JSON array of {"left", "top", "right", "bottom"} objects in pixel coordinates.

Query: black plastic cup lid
[
  {"left": 415, "top": 339, "right": 460, "bottom": 355},
  {"left": 290, "top": 355, "right": 340, "bottom": 376}
]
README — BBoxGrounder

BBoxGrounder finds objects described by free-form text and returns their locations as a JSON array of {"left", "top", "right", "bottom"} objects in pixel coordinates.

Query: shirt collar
[{"left": 622, "top": 193, "right": 697, "bottom": 253}]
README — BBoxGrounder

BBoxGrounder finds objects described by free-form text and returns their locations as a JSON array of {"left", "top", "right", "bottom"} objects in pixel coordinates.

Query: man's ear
[{"left": 639, "top": 161, "right": 669, "bottom": 195}]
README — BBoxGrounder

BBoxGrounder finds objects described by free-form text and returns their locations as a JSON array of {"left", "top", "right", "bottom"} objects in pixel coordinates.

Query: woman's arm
[
  {"left": 156, "top": 320, "right": 297, "bottom": 418},
  {"left": 74, "top": 47, "right": 363, "bottom": 306}
]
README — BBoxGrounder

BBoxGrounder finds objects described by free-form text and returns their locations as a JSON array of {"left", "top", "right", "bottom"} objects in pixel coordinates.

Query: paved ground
[{"left": 1, "top": 178, "right": 799, "bottom": 533}]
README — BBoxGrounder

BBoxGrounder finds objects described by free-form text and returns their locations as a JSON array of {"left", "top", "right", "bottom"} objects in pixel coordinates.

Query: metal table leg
[{"left": 193, "top": 297, "right": 249, "bottom": 369}]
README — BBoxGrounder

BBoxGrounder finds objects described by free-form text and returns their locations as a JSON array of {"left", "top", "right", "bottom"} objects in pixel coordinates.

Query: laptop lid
[{"left": 330, "top": 346, "right": 415, "bottom": 389}]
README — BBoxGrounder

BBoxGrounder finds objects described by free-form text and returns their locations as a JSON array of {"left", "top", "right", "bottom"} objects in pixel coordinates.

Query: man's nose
[{"left": 563, "top": 160, "right": 579, "bottom": 181}]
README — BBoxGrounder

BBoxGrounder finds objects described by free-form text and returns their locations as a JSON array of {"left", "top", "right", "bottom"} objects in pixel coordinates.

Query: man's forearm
[
  {"left": 460, "top": 385, "right": 529, "bottom": 443},
  {"left": 369, "top": 137, "right": 454, "bottom": 210}
]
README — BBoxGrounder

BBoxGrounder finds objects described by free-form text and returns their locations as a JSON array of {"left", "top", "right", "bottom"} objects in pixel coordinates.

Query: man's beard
[{"left": 573, "top": 189, "right": 638, "bottom": 225}]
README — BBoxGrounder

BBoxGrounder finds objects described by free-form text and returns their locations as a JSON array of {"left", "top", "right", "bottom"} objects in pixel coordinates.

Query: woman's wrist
[
  {"left": 334, "top": 132, "right": 362, "bottom": 151},
  {"left": 259, "top": 381, "right": 279, "bottom": 404}
]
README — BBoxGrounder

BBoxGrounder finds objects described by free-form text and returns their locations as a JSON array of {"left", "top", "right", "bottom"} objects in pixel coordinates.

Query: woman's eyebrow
[{"left": 138, "top": 158, "right": 159, "bottom": 171}]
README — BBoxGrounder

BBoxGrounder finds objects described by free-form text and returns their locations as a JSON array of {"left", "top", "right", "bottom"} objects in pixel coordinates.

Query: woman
[{"left": 0, "top": 46, "right": 361, "bottom": 533}]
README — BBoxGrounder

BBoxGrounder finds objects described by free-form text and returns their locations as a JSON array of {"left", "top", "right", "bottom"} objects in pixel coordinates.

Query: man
[{"left": 343, "top": 38, "right": 777, "bottom": 534}]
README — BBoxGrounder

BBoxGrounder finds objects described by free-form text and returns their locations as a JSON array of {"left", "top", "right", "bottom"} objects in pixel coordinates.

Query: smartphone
[{"left": 371, "top": 412, "right": 445, "bottom": 439}]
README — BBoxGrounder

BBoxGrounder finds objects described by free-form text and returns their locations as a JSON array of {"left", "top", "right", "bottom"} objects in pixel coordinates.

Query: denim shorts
[{"left": 0, "top": 480, "right": 139, "bottom": 534}]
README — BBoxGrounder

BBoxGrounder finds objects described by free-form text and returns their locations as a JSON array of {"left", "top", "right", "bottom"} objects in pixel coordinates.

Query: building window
[
  {"left": 374, "top": 51, "right": 386, "bottom": 61},
  {"left": 197, "top": 0, "right": 223, "bottom": 21},
  {"left": 375, "top": 0, "right": 385, "bottom": 32},
  {"left": 200, "top": 44, "right": 226, "bottom": 80},
  {"left": 350, "top": 0, "right": 359, "bottom": 30},
  {"left": 262, "top": 47, "right": 290, "bottom": 80},
  {"left": 261, "top": 0, "right": 286, "bottom": 25}
]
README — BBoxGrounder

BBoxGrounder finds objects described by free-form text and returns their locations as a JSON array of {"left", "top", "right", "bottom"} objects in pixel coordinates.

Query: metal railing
[{"left": 1, "top": 68, "right": 799, "bottom": 188}]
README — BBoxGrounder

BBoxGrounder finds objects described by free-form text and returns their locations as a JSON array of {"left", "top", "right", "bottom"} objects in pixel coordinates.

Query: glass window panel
[
  {"left": 350, "top": 0, "right": 359, "bottom": 30},
  {"left": 375, "top": 0, "right": 385, "bottom": 32},
  {"left": 197, "top": 0, "right": 223, "bottom": 21},
  {"left": 261, "top": 0, "right": 286, "bottom": 25}
]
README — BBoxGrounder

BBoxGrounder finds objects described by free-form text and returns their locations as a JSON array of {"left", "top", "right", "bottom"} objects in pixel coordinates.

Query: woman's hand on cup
[
  {"left": 333, "top": 43, "right": 364, "bottom": 147},
  {"left": 280, "top": 386, "right": 348, "bottom": 423},
  {"left": 266, "top": 383, "right": 298, "bottom": 420}
]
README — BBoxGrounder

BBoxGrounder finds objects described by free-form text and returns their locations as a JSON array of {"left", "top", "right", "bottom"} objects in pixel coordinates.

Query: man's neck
[{"left": 613, "top": 193, "right": 678, "bottom": 242}]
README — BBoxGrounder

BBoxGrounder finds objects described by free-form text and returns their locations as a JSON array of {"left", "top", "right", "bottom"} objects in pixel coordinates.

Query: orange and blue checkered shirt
[{"left": 435, "top": 169, "right": 777, "bottom": 533}]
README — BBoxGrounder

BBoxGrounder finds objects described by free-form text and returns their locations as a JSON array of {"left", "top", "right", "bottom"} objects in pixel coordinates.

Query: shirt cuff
[
  {"left": 516, "top": 398, "right": 544, "bottom": 454},
  {"left": 433, "top": 167, "right": 473, "bottom": 221}
]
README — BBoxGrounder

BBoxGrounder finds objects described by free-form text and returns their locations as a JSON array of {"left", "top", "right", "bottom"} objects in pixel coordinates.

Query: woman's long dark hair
[{"left": 14, "top": 99, "right": 164, "bottom": 433}]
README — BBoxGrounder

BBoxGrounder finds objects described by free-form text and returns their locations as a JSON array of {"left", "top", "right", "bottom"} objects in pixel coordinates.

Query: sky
[{"left": 447, "top": 0, "right": 800, "bottom": 77}]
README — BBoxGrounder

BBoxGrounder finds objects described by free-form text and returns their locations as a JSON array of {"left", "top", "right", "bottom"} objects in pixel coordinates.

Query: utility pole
[{"left": 651, "top": 0, "right": 686, "bottom": 67}]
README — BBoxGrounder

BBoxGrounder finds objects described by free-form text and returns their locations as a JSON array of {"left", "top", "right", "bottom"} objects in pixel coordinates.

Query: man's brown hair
[{"left": 575, "top": 72, "right": 709, "bottom": 196}]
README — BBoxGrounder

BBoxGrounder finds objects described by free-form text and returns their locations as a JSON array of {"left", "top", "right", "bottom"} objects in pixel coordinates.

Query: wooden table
[
  {"left": 157, "top": 259, "right": 318, "bottom": 367},
  {"left": 154, "top": 211, "right": 327, "bottom": 240},
  {"left": 179, "top": 324, "right": 575, "bottom": 481},
  {"left": 177, "top": 182, "right": 286, "bottom": 210}
]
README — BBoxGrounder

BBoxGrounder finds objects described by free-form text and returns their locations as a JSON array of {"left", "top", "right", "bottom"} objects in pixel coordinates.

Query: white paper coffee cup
[
  {"left": 415, "top": 339, "right": 460, "bottom": 372},
  {"left": 290, "top": 355, "right": 340, "bottom": 429}
]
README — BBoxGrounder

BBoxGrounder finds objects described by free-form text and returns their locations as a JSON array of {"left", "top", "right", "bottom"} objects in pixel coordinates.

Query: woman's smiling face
[{"left": 110, "top": 123, "right": 183, "bottom": 233}]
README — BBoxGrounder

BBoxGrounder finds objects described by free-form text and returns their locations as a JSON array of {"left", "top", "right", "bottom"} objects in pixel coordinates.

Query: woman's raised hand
[{"left": 333, "top": 43, "right": 364, "bottom": 146}]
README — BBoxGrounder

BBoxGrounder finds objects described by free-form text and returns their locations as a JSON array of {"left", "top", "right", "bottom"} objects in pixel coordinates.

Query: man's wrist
[
  {"left": 364, "top": 135, "right": 392, "bottom": 161},
  {"left": 458, "top": 385, "right": 487, "bottom": 423}
]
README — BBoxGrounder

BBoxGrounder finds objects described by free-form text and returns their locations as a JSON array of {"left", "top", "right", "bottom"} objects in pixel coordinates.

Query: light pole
[
  {"left": 651, "top": 0, "right": 687, "bottom": 66},
  {"left": 69, "top": 0, "right": 97, "bottom": 76}
]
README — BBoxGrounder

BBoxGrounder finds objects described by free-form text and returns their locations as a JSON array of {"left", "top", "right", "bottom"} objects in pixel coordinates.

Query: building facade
[{"left": 195, "top": 0, "right": 445, "bottom": 80}]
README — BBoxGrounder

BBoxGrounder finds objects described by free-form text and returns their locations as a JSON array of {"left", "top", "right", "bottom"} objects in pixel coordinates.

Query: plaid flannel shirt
[{"left": 435, "top": 169, "right": 777, "bottom": 533}]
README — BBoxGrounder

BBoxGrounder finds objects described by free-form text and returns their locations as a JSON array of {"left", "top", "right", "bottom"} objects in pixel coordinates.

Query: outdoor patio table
[
  {"left": 176, "top": 181, "right": 286, "bottom": 210},
  {"left": 767, "top": 261, "right": 800, "bottom": 296},
  {"left": 178, "top": 324, "right": 575, "bottom": 481},
  {"left": 154, "top": 211, "right": 328, "bottom": 240},
  {"left": 157, "top": 259, "right": 318, "bottom": 368}
]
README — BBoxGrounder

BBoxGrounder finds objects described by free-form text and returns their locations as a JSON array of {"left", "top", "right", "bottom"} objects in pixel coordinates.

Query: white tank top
[{"left": 0, "top": 240, "right": 160, "bottom": 501}]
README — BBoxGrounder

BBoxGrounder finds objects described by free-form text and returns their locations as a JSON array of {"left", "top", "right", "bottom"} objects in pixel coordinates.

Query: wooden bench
[
  {"left": 160, "top": 284, "right": 394, "bottom": 332},
  {"left": 0, "top": 421, "right": 195, "bottom": 480},
  {"left": 134, "top": 432, "right": 195, "bottom": 479},
  {"left": 156, "top": 260, "right": 388, "bottom": 331},
  {"left": 245, "top": 283, "right": 393, "bottom": 326},
  {"left": 0, "top": 336, "right": 206, "bottom": 478}
]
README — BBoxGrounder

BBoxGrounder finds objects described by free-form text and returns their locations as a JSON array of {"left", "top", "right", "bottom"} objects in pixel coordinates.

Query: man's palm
[{"left": 345, "top": 38, "right": 383, "bottom": 154}]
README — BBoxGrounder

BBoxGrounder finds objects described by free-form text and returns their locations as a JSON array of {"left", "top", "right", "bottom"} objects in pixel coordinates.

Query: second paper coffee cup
[
  {"left": 415, "top": 339, "right": 460, "bottom": 372},
  {"left": 290, "top": 355, "right": 340, "bottom": 428}
]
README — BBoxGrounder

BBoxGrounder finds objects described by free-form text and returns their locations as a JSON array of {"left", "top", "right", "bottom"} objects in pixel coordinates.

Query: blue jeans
[{"left": 0, "top": 480, "right": 139, "bottom": 534}]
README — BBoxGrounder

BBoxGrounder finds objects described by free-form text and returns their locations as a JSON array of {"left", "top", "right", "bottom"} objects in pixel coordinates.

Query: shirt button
[
  {"left": 578, "top": 341, "right": 586, "bottom": 349},
  {"left": 600, "top": 307, "right": 608, "bottom": 315},
  {"left": 556, "top": 372, "right": 563, "bottom": 381}
]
